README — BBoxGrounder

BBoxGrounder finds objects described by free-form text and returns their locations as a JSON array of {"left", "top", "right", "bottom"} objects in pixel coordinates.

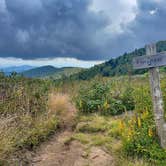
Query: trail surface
[
  {"left": 31, "top": 94, "right": 114, "bottom": 166},
  {"left": 32, "top": 130, "right": 114, "bottom": 166}
]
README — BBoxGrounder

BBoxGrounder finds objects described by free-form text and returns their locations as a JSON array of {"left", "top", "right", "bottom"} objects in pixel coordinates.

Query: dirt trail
[
  {"left": 31, "top": 94, "right": 114, "bottom": 166},
  {"left": 32, "top": 131, "right": 83, "bottom": 166},
  {"left": 31, "top": 130, "right": 114, "bottom": 166}
]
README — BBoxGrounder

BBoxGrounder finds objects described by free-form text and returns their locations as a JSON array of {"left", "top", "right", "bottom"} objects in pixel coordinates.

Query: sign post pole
[
  {"left": 146, "top": 44, "right": 166, "bottom": 148},
  {"left": 133, "top": 43, "right": 166, "bottom": 148}
]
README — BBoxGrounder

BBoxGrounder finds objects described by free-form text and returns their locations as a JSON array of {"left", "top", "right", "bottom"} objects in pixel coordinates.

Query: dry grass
[
  {"left": 0, "top": 116, "right": 18, "bottom": 159},
  {"left": 0, "top": 93, "right": 77, "bottom": 163},
  {"left": 48, "top": 93, "right": 70, "bottom": 116},
  {"left": 48, "top": 93, "right": 77, "bottom": 128},
  {"left": 0, "top": 114, "right": 58, "bottom": 162}
]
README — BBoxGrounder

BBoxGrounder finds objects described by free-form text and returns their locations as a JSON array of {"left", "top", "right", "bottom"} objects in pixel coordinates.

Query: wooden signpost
[{"left": 133, "top": 43, "right": 166, "bottom": 148}]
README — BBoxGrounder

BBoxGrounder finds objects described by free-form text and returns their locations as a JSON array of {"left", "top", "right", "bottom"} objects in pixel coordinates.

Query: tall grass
[{"left": 0, "top": 75, "right": 70, "bottom": 163}]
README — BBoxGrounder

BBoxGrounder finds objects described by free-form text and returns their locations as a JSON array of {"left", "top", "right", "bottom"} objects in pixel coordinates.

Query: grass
[
  {"left": 76, "top": 115, "right": 107, "bottom": 133},
  {"left": 67, "top": 113, "right": 151, "bottom": 166},
  {"left": 48, "top": 93, "right": 70, "bottom": 116},
  {"left": 0, "top": 77, "right": 74, "bottom": 164},
  {"left": 2, "top": 73, "right": 166, "bottom": 165},
  {"left": 0, "top": 108, "right": 58, "bottom": 163},
  {"left": 64, "top": 74, "right": 166, "bottom": 165}
]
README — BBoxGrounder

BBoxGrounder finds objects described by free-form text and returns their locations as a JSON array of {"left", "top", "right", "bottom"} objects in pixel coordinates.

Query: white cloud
[
  {"left": 0, "top": 0, "right": 7, "bottom": 13},
  {"left": 149, "top": 8, "right": 158, "bottom": 15},
  {"left": 89, "top": 0, "right": 138, "bottom": 34},
  {"left": 0, "top": 57, "right": 104, "bottom": 68}
]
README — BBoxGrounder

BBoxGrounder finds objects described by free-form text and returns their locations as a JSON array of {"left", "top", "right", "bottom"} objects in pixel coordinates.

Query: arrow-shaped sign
[{"left": 133, "top": 51, "right": 166, "bottom": 69}]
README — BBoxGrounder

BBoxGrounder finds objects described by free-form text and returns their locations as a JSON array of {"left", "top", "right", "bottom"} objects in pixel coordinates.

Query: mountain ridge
[
  {"left": 69, "top": 40, "right": 166, "bottom": 80},
  {"left": 0, "top": 65, "right": 34, "bottom": 74},
  {"left": 22, "top": 65, "right": 83, "bottom": 78}
]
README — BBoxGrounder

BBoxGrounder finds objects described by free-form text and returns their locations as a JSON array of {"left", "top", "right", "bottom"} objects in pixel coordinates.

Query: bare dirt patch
[
  {"left": 31, "top": 93, "right": 114, "bottom": 166},
  {"left": 32, "top": 131, "right": 114, "bottom": 166}
]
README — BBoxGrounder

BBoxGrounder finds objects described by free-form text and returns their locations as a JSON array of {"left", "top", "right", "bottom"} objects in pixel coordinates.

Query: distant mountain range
[
  {"left": 21, "top": 65, "right": 83, "bottom": 78},
  {"left": 0, "top": 65, "right": 35, "bottom": 75},
  {"left": 0, "top": 65, "right": 83, "bottom": 79}
]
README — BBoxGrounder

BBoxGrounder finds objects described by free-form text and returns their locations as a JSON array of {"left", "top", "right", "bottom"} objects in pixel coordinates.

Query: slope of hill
[
  {"left": 44, "top": 67, "right": 83, "bottom": 79},
  {"left": 22, "top": 65, "right": 83, "bottom": 78},
  {"left": 70, "top": 40, "right": 166, "bottom": 80},
  {"left": 22, "top": 66, "right": 59, "bottom": 78}
]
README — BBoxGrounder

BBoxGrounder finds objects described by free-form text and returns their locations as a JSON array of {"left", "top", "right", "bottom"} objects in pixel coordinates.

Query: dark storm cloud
[
  {"left": 131, "top": 0, "right": 166, "bottom": 45},
  {"left": 0, "top": 0, "right": 109, "bottom": 60},
  {"left": 0, "top": 0, "right": 166, "bottom": 60},
  {"left": 108, "top": 0, "right": 166, "bottom": 56}
]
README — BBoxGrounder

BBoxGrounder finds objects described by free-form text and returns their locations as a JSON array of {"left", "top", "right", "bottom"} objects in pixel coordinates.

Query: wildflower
[
  {"left": 142, "top": 110, "right": 149, "bottom": 119},
  {"left": 137, "top": 117, "right": 141, "bottom": 128},
  {"left": 103, "top": 100, "right": 109, "bottom": 110},
  {"left": 128, "top": 128, "right": 132, "bottom": 136},
  {"left": 119, "top": 121, "right": 125, "bottom": 131},
  {"left": 132, "top": 116, "right": 137, "bottom": 124},
  {"left": 127, "top": 128, "right": 133, "bottom": 140},
  {"left": 148, "top": 128, "right": 153, "bottom": 137}
]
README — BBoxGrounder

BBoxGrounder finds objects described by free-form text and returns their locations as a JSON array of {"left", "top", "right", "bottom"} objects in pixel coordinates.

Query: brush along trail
[{"left": 31, "top": 94, "right": 114, "bottom": 166}]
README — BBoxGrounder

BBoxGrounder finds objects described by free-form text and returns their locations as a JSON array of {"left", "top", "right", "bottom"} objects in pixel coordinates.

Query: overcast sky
[{"left": 0, "top": 0, "right": 166, "bottom": 67}]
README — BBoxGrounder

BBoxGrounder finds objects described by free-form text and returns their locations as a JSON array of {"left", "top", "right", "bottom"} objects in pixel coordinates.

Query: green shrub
[
  {"left": 16, "top": 115, "right": 58, "bottom": 148},
  {"left": 119, "top": 79, "right": 166, "bottom": 165},
  {"left": 75, "top": 82, "right": 110, "bottom": 113},
  {"left": 122, "top": 86, "right": 135, "bottom": 111},
  {"left": 123, "top": 111, "right": 166, "bottom": 165},
  {"left": 75, "top": 82, "right": 133, "bottom": 115},
  {"left": 104, "top": 98, "right": 125, "bottom": 115}
]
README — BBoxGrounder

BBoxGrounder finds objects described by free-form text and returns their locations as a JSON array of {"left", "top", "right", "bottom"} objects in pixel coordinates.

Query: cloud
[
  {"left": 96, "top": 0, "right": 166, "bottom": 57},
  {"left": 0, "top": 0, "right": 109, "bottom": 60},
  {"left": 0, "top": 57, "right": 103, "bottom": 68},
  {"left": 0, "top": 0, "right": 165, "bottom": 62},
  {"left": 90, "top": 0, "right": 137, "bottom": 34},
  {"left": 123, "top": 0, "right": 166, "bottom": 47}
]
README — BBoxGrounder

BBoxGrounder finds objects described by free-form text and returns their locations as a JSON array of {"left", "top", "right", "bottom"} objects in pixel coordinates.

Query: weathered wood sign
[
  {"left": 133, "top": 43, "right": 166, "bottom": 149},
  {"left": 133, "top": 51, "right": 166, "bottom": 69}
]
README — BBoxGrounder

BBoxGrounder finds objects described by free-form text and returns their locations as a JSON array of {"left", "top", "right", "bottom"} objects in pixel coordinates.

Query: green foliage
[
  {"left": 123, "top": 113, "right": 166, "bottom": 165},
  {"left": 75, "top": 82, "right": 110, "bottom": 113},
  {"left": 122, "top": 86, "right": 135, "bottom": 111},
  {"left": 73, "top": 75, "right": 166, "bottom": 165},
  {"left": 16, "top": 115, "right": 58, "bottom": 148},
  {"left": 121, "top": 78, "right": 166, "bottom": 165},
  {"left": 75, "top": 82, "right": 134, "bottom": 115},
  {"left": 76, "top": 115, "right": 107, "bottom": 133}
]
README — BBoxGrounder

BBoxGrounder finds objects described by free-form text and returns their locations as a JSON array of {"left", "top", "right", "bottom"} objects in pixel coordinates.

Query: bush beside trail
[{"left": 75, "top": 81, "right": 135, "bottom": 115}]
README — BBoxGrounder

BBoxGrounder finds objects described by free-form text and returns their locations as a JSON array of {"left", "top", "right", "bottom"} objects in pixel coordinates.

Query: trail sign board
[
  {"left": 133, "top": 43, "right": 166, "bottom": 149},
  {"left": 133, "top": 51, "right": 166, "bottom": 69}
]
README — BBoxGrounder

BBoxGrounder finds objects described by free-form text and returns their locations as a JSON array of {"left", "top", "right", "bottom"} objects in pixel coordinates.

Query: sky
[{"left": 0, "top": 0, "right": 166, "bottom": 68}]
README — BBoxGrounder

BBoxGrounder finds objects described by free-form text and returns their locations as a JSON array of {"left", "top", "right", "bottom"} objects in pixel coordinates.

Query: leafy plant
[
  {"left": 75, "top": 82, "right": 128, "bottom": 115},
  {"left": 122, "top": 86, "right": 135, "bottom": 111}
]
